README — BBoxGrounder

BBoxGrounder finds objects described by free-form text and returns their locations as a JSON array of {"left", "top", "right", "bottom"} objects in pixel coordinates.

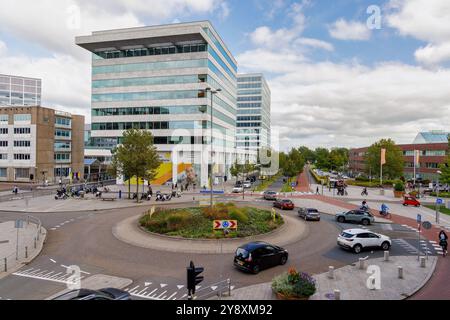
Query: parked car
[
  {"left": 263, "top": 191, "right": 277, "bottom": 201},
  {"left": 298, "top": 208, "right": 321, "bottom": 221},
  {"left": 337, "top": 229, "right": 391, "bottom": 254},
  {"left": 53, "top": 288, "right": 131, "bottom": 300},
  {"left": 335, "top": 209, "right": 375, "bottom": 226},
  {"left": 273, "top": 199, "right": 295, "bottom": 210},
  {"left": 243, "top": 181, "right": 252, "bottom": 189},
  {"left": 403, "top": 195, "right": 421, "bottom": 207},
  {"left": 234, "top": 241, "right": 288, "bottom": 274},
  {"left": 232, "top": 185, "right": 244, "bottom": 193}
]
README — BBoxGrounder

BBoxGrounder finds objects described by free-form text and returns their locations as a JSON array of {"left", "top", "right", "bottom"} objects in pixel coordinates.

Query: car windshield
[
  {"left": 282, "top": 200, "right": 292, "bottom": 203},
  {"left": 235, "top": 248, "right": 249, "bottom": 258},
  {"left": 340, "top": 232, "right": 354, "bottom": 238}
]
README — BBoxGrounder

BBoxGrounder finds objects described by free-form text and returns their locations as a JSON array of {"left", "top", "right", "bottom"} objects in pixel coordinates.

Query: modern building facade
[
  {"left": 0, "top": 74, "right": 41, "bottom": 107},
  {"left": 349, "top": 131, "right": 449, "bottom": 181},
  {"left": 76, "top": 21, "right": 247, "bottom": 187},
  {"left": 236, "top": 74, "right": 271, "bottom": 151},
  {"left": 0, "top": 106, "right": 84, "bottom": 183}
]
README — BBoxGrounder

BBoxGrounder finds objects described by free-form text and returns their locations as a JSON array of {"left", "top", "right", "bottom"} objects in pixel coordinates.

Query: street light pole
[
  {"left": 436, "top": 170, "right": 441, "bottom": 224},
  {"left": 204, "top": 87, "right": 221, "bottom": 209}
]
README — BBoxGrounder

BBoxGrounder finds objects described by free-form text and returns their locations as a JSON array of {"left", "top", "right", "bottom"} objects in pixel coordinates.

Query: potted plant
[
  {"left": 272, "top": 268, "right": 316, "bottom": 300},
  {"left": 393, "top": 180, "right": 406, "bottom": 198}
]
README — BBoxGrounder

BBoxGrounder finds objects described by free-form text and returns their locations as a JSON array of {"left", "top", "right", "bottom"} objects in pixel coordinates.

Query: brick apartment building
[{"left": 349, "top": 131, "right": 449, "bottom": 181}]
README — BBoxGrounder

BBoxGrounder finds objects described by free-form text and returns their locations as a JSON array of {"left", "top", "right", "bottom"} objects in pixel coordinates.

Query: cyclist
[
  {"left": 361, "top": 187, "right": 368, "bottom": 196},
  {"left": 380, "top": 203, "right": 390, "bottom": 218},
  {"left": 439, "top": 230, "right": 448, "bottom": 257}
]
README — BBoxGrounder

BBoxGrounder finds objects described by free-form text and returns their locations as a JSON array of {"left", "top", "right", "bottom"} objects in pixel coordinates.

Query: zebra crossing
[
  {"left": 391, "top": 238, "right": 442, "bottom": 256},
  {"left": 12, "top": 266, "right": 90, "bottom": 284},
  {"left": 124, "top": 280, "right": 235, "bottom": 300}
]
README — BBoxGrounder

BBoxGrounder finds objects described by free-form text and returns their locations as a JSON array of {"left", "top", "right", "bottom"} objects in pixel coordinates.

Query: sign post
[
  {"left": 416, "top": 214, "right": 422, "bottom": 261},
  {"left": 15, "top": 219, "right": 24, "bottom": 260}
]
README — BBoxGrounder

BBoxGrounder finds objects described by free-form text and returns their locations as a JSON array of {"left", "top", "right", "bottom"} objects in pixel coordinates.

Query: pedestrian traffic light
[{"left": 187, "top": 261, "right": 204, "bottom": 297}]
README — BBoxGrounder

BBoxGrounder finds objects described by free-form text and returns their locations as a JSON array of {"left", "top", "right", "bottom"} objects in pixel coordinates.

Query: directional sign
[
  {"left": 214, "top": 220, "right": 238, "bottom": 230},
  {"left": 422, "top": 221, "right": 432, "bottom": 230},
  {"left": 416, "top": 214, "right": 422, "bottom": 224},
  {"left": 436, "top": 198, "right": 444, "bottom": 205},
  {"left": 15, "top": 220, "right": 24, "bottom": 229},
  {"left": 291, "top": 182, "right": 296, "bottom": 188}
]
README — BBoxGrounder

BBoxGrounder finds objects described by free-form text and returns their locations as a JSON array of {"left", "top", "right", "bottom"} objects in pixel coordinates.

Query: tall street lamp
[
  {"left": 200, "top": 87, "right": 221, "bottom": 209},
  {"left": 436, "top": 170, "right": 442, "bottom": 224}
]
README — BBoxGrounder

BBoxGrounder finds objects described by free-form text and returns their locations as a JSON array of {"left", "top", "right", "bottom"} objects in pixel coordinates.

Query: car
[
  {"left": 232, "top": 185, "right": 244, "bottom": 193},
  {"left": 263, "top": 191, "right": 277, "bottom": 200},
  {"left": 298, "top": 208, "right": 321, "bottom": 221},
  {"left": 403, "top": 195, "right": 421, "bottom": 207},
  {"left": 243, "top": 181, "right": 252, "bottom": 189},
  {"left": 335, "top": 209, "right": 374, "bottom": 226},
  {"left": 337, "top": 229, "right": 391, "bottom": 254},
  {"left": 53, "top": 288, "right": 131, "bottom": 300},
  {"left": 273, "top": 199, "right": 295, "bottom": 210},
  {"left": 234, "top": 241, "right": 288, "bottom": 274}
]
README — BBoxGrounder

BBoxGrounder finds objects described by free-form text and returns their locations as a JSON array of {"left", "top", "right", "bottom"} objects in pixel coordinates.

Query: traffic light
[{"left": 187, "top": 261, "right": 204, "bottom": 298}]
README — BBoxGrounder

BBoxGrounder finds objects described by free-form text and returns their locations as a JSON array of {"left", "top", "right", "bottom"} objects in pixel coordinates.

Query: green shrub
[
  {"left": 229, "top": 207, "right": 249, "bottom": 223},
  {"left": 394, "top": 180, "right": 405, "bottom": 192}
]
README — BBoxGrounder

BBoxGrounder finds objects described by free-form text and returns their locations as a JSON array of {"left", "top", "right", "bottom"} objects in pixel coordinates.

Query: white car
[
  {"left": 232, "top": 185, "right": 244, "bottom": 193},
  {"left": 243, "top": 181, "right": 252, "bottom": 189},
  {"left": 337, "top": 229, "right": 391, "bottom": 254}
]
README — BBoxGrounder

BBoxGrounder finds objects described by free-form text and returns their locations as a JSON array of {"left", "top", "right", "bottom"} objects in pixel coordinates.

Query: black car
[
  {"left": 53, "top": 288, "right": 131, "bottom": 300},
  {"left": 234, "top": 241, "right": 288, "bottom": 274},
  {"left": 298, "top": 208, "right": 321, "bottom": 221}
]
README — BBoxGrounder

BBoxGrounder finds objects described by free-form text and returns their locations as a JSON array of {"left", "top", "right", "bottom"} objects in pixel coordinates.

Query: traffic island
[{"left": 112, "top": 204, "right": 308, "bottom": 254}]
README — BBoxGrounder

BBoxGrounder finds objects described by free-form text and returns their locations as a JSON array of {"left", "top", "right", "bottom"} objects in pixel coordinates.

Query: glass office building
[
  {"left": 0, "top": 74, "right": 41, "bottom": 106},
  {"left": 76, "top": 21, "right": 241, "bottom": 186},
  {"left": 236, "top": 74, "right": 271, "bottom": 151}
]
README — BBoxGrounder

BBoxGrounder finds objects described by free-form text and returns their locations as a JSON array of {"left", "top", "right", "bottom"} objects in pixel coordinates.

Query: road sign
[
  {"left": 15, "top": 220, "right": 24, "bottom": 229},
  {"left": 436, "top": 198, "right": 444, "bottom": 205},
  {"left": 422, "top": 221, "right": 432, "bottom": 230},
  {"left": 213, "top": 220, "right": 237, "bottom": 230},
  {"left": 291, "top": 182, "right": 296, "bottom": 188},
  {"left": 416, "top": 214, "right": 422, "bottom": 224}
]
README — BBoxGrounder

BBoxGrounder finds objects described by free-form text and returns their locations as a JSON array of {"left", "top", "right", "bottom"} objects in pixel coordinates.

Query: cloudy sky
[{"left": 0, "top": 0, "right": 449, "bottom": 151}]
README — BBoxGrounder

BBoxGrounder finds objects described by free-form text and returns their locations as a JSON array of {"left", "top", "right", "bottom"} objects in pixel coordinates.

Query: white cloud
[
  {"left": 0, "top": 40, "right": 7, "bottom": 56},
  {"left": 238, "top": 48, "right": 450, "bottom": 150},
  {"left": 328, "top": 19, "right": 371, "bottom": 41},
  {"left": 387, "top": 0, "right": 450, "bottom": 65},
  {"left": 294, "top": 38, "right": 334, "bottom": 51},
  {"left": 218, "top": 2, "right": 231, "bottom": 21}
]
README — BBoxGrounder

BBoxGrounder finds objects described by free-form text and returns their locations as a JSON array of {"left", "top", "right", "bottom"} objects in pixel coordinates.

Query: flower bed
[{"left": 272, "top": 268, "right": 316, "bottom": 300}]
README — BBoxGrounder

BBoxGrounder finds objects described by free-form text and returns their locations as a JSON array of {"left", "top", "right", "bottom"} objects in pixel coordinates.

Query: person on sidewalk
[
  {"left": 316, "top": 186, "right": 320, "bottom": 195},
  {"left": 439, "top": 230, "right": 448, "bottom": 257}
]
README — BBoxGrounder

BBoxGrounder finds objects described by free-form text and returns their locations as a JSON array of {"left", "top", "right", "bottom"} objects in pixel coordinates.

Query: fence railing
[{"left": 195, "top": 279, "right": 232, "bottom": 300}]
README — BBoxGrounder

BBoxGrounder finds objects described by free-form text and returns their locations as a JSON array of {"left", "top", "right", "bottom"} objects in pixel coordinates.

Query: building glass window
[
  {"left": 14, "top": 154, "right": 31, "bottom": 160},
  {"left": 15, "top": 168, "right": 30, "bottom": 178},
  {"left": 14, "top": 128, "right": 31, "bottom": 134},
  {"left": 13, "top": 114, "right": 32, "bottom": 123},
  {"left": 0, "top": 167, "right": 6, "bottom": 177}
]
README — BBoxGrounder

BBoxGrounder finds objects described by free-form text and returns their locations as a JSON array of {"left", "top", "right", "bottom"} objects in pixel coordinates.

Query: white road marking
[
  {"left": 167, "top": 292, "right": 177, "bottom": 300},
  {"left": 129, "top": 286, "right": 139, "bottom": 292},
  {"left": 12, "top": 271, "right": 68, "bottom": 284},
  {"left": 177, "top": 285, "right": 184, "bottom": 290},
  {"left": 211, "top": 286, "right": 218, "bottom": 291},
  {"left": 148, "top": 289, "right": 157, "bottom": 296},
  {"left": 160, "top": 284, "right": 167, "bottom": 288},
  {"left": 50, "top": 259, "right": 56, "bottom": 263},
  {"left": 156, "top": 291, "right": 167, "bottom": 298},
  {"left": 144, "top": 282, "right": 152, "bottom": 287}
]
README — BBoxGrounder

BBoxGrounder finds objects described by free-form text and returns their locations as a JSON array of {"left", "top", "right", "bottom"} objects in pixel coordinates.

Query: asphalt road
[
  {"left": 0, "top": 196, "right": 438, "bottom": 301},
  {"left": 265, "top": 176, "right": 286, "bottom": 192}
]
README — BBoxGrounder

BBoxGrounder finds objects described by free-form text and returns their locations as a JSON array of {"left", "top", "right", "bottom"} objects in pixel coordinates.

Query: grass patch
[
  {"left": 430, "top": 192, "right": 450, "bottom": 198},
  {"left": 424, "top": 205, "right": 450, "bottom": 216},
  {"left": 139, "top": 203, "right": 284, "bottom": 239},
  {"left": 281, "top": 177, "right": 295, "bottom": 192},
  {"left": 254, "top": 173, "right": 282, "bottom": 192}
]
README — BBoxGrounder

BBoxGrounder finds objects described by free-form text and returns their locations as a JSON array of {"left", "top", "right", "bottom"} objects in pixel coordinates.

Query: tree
[
  {"left": 328, "top": 148, "right": 349, "bottom": 171},
  {"left": 298, "top": 146, "right": 316, "bottom": 163},
  {"left": 315, "top": 148, "right": 330, "bottom": 170},
  {"left": 110, "top": 129, "right": 161, "bottom": 202},
  {"left": 279, "top": 149, "right": 305, "bottom": 179},
  {"left": 439, "top": 134, "right": 450, "bottom": 184},
  {"left": 364, "top": 139, "right": 404, "bottom": 180}
]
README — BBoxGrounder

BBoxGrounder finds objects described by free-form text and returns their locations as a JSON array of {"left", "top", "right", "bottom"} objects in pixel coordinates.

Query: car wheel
[
  {"left": 252, "top": 265, "right": 260, "bottom": 274},
  {"left": 280, "top": 255, "right": 288, "bottom": 265},
  {"left": 361, "top": 219, "right": 370, "bottom": 226},
  {"left": 381, "top": 241, "right": 390, "bottom": 251},
  {"left": 337, "top": 216, "right": 345, "bottom": 223},
  {"left": 415, "top": 205, "right": 420, "bottom": 207},
  {"left": 403, "top": 204, "right": 407, "bottom": 206},
  {"left": 353, "top": 244, "right": 363, "bottom": 254}
]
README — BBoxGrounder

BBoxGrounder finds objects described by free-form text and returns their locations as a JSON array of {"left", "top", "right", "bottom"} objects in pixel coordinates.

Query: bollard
[
  {"left": 328, "top": 266, "right": 335, "bottom": 279},
  {"left": 420, "top": 257, "right": 426, "bottom": 268},
  {"left": 228, "top": 279, "right": 231, "bottom": 297},
  {"left": 3, "top": 258, "right": 6, "bottom": 272},
  {"left": 359, "top": 258, "right": 366, "bottom": 270},
  {"left": 25, "top": 246, "right": 28, "bottom": 259},
  {"left": 384, "top": 251, "right": 390, "bottom": 262},
  {"left": 34, "top": 237, "right": 37, "bottom": 249},
  {"left": 398, "top": 266, "right": 403, "bottom": 279},
  {"left": 334, "top": 289, "right": 341, "bottom": 300}
]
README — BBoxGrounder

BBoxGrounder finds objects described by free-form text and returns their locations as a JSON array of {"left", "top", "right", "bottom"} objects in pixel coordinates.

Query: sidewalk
[
  {"left": 220, "top": 255, "right": 437, "bottom": 300},
  {"left": 0, "top": 220, "right": 46, "bottom": 278}
]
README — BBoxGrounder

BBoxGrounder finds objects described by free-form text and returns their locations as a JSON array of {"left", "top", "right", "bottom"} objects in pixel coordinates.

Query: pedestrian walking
[
  {"left": 439, "top": 230, "right": 448, "bottom": 257},
  {"left": 316, "top": 187, "right": 320, "bottom": 195}
]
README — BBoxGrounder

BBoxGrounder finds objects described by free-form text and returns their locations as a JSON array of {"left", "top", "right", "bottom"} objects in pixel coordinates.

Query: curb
[
  {"left": 405, "top": 255, "right": 439, "bottom": 299},
  {"left": 0, "top": 226, "right": 47, "bottom": 280}
]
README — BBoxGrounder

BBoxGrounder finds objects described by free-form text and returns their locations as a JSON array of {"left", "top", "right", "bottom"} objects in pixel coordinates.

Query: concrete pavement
[
  {"left": 0, "top": 220, "right": 46, "bottom": 279},
  {"left": 220, "top": 255, "right": 437, "bottom": 300}
]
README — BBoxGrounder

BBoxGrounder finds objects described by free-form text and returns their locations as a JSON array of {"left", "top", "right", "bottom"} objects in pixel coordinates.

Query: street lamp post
[
  {"left": 202, "top": 87, "right": 221, "bottom": 209},
  {"left": 436, "top": 170, "right": 442, "bottom": 224}
]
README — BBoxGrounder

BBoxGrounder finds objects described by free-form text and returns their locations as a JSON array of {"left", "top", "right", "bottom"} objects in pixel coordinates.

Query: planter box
[
  {"left": 274, "top": 291, "right": 310, "bottom": 300},
  {"left": 393, "top": 191, "right": 405, "bottom": 198}
]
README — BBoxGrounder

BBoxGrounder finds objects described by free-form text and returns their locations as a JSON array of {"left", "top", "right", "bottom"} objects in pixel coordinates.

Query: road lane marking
[
  {"left": 50, "top": 259, "right": 56, "bottom": 263},
  {"left": 167, "top": 292, "right": 177, "bottom": 300}
]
